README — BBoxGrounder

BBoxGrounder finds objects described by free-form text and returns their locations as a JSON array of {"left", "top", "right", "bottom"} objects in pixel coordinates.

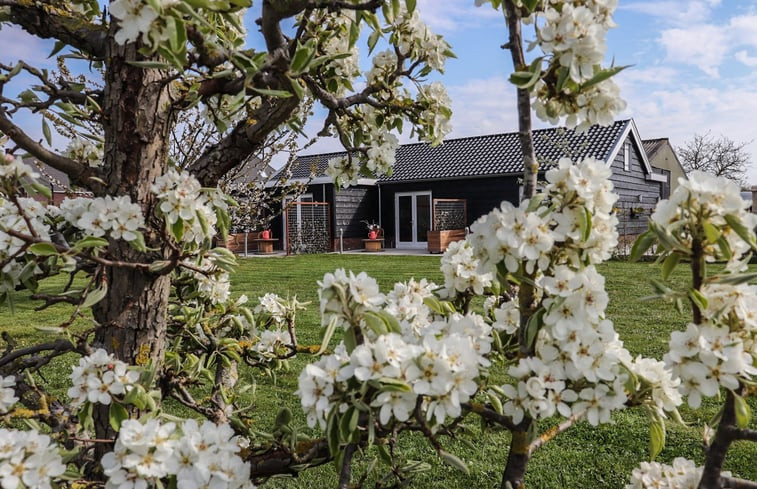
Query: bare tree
[{"left": 678, "top": 133, "right": 752, "bottom": 185}]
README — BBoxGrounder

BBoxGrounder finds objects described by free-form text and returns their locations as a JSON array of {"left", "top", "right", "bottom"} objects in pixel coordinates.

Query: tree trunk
[
  {"left": 89, "top": 29, "right": 175, "bottom": 459},
  {"left": 501, "top": 2, "right": 538, "bottom": 487}
]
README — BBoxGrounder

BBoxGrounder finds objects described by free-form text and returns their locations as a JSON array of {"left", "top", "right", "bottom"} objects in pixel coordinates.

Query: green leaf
[
  {"left": 579, "top": 206, "right": 592, "bottom": 242},
  {"left": 327, "top": 410, "right": 340, "bottom": 455},
  {"left": 630, "top": 230, "right": 656, "bottom": 262},
  {"left": 171, "top": 218, "right": 185, "bottom": 242},
  {"left": 47, "top": 40, "right": 67, "bottom": 58},
  {"left": 725, "top": 214, "right": 757, "bottom": 251},
  {"left": 363, "top": 311, "right": 389, "bottom": 336},
  {"left": 378, "top": 377, "right": 412, "bottom": 393},
  {"left": 648, "top": 416, "right": 665, "bottom": 460},
  {"left": 707, "top": 272, "right": 757, "bottom": 285},
  {"left": 487, "top": 391, "right": 504, "bottom": 415},
  {"left": 42, "top": 118, "right": 52, "bottom": 146},
  {"left": 702, "top": 220, "right": 721, "bottom": 244},
  {"left": 343, "top": 326, "right": 357, "bottom": 354},
  {"left": 82, "top": 283, "right": 108, "bottom": 309},
  {"left": 579, "top": 65, "right": 630, "bottom": 91},
  {"left": 251, "top": 87, "right": 293, "bottom": 98},
  {"left": 317, "top": 316, "right": 339, "bottom": 355},
  {"left": 733, "top": 391, "right": 751, "bottom": 429},
  {"left": 339, "top": 406, "right": 359, "bottom": 442},
  {"left": 27, "top": 242, "right": 58, "bottom": 256},
  {"left": 660, "top": 253, "right": 680, "bottom": 281},
  {"left": 438, "top": 450, "right": 469, "bottom": 475},
  {"left": 72, "top": 236, "right": 109, "bottom": 251},
  {"left": 406, "top": 0, "right": 417, "bottom": 13},
  {"left": 377, "top": 444, "right": 392, "bottom": 465},
  {"left": 290, "top": 43, "right": 314, "bottom": 75},
  {"left": 109, "top": 402, "right": 129, "bottom": 431},
  {"left": 274, "top": 407, "right": 292, "bottom": 428},
  {"left": 126, "top": 60, "right": 174, "bottom": 70},
  {"left": 687, "top": 288, "right": 708, "bottom": 311},
  {"left": 524, "top": 308, "right": 544, "bottom": 350}
]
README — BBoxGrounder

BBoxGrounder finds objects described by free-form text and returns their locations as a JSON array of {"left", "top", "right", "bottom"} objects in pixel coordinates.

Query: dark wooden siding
[
  {"left": 379, "top": 176, "right": 520, "bottom": 246},
  {"left": 610, "top": 136, "right": 662, "bottom": 235},
  {"left": 334, "top": 185, "right": 379, "bottom": 239}
]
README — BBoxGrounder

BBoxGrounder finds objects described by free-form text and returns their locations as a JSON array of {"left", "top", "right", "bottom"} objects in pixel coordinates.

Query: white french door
[{"left": 395, "top": 191, "right": 432, "bottom": 248}]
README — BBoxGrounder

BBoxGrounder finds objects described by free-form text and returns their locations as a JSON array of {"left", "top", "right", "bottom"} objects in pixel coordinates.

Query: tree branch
[
  {"left": 0, "top": 105, "right": 95, "bottom": 189},
  {"left": 723, "top": 477, "right": 757, "bottom": 489},
  {"left": 1, "top": 1, "right": 107, "bottom": 59},
  {"left": 0, "top": 338, "right": 75, "bottom": 371}
]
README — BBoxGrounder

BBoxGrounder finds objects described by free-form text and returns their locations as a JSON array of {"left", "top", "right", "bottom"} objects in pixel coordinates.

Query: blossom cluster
[
  {"left": 497, "top": 268, "right": 642, "bottom": 425},
  {"left": 68, "top": 348, "right": 140, "bottom": 408},
  {"left": 626, "top": 458, "right": 713, "bottom": 489},
  {"left": 0, "top": 375, "right": 17, "bottom": 413},
  {"left": 486, "top": 0, "right": 627, "bottom": 131},
  {"left": 440, "top": 239, "right": 493, "bottom": 296},
  {"left": 651, "top": 171, "right": 757, "bottom": 271},
  {"left": 300, "top": 274, "right": 490, "bottom": 428},
  {"left": 63, "top": 137, "right": 103, "bottom": 168},
  {"left": 665, "top": 320, "right": 756, "bottom": 409},
  {"left": 110, "top": 0, "right": 159, "bottom": 44},
  {"left": 151, "top": 169, "right": 226, "bottom": 245},
  {"left": 0, "top": 154, "right": 39, "bottom": 180},
  {"left": 457, "top": 157, "right": 678, "bottom": 424},
  {"left": 0, "top": 428, "right": 66, "bottom": 489},
  {"left": 0, "top": 197, "right": 50, "bottom": 265},
  {"left": 315, "top": 9, "right": 361, "bottom": 88},
  {"left": 101, "top": 418, "right": 256, "bottom": 489},
  {"left": 58, "top": 195, "right": 145, "bottom": 242},
  {"left": 647, "top": 172, "right": 757, "bottom": 408},
  {"left": 250, "top": 293, "right": 296, "bottom": 358},
  {"left": 110, "top": 0, "right": 246, "bottom": 51},
  {"left": 389, "top": 8, "right": 449, "bottom": 72}
]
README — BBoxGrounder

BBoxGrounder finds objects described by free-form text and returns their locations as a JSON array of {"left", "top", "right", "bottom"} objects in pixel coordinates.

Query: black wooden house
[{"left": 269, "top": 118, "right": 668, "bottom": 252}]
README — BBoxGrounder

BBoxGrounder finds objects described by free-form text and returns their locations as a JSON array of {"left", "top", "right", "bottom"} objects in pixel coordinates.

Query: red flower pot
[
  {"left": 368, "top": 230, "right": 378, "bottom": 240},
  {"left": 261, "top": 230, "right": 271, "bottom": 239}
]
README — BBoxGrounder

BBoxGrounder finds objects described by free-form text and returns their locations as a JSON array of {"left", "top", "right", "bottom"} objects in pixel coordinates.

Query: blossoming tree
[
  {"left": 0, "top": 0, "right": 454, "bottom": 485},
  {"left": 0, "top": 1, "right": 754, "bottom": 489}
]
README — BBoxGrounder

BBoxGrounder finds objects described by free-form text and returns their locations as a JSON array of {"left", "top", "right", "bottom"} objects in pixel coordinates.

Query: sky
[{"left": 0, "top": 0, "right": 755, "bottom": 184}]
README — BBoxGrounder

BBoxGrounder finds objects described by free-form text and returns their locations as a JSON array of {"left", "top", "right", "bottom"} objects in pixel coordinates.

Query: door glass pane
[
  {"left": 416, "top": 194, "right": 431, "bottom": 243},
  {"left": 398, "top": 196, "right": 412, "bottom": 242}
]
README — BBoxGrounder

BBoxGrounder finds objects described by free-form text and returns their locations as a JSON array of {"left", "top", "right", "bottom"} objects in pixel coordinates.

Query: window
[{"left": 624, "top": 143, "right": 631, "bottom": 171}]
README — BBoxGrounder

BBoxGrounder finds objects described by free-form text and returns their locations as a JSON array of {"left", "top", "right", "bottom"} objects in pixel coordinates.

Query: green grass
[{"left": 1, "top": 255, "right": 755, "bottom": 488}]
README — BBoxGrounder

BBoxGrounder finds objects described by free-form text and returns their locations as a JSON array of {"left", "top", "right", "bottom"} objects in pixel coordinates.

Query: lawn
[{"left": 1, "top": 254, "right": 755, "bottom": 488}]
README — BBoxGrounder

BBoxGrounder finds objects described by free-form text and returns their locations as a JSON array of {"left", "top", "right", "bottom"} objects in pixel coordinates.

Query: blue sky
[{"left": 1, "top": 1, "right": 755, "bottom": 184}]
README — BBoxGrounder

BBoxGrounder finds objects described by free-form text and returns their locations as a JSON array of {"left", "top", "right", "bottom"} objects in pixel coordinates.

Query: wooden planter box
[{"left": 427, "top": 229, "right": 466, "bottom": 254}]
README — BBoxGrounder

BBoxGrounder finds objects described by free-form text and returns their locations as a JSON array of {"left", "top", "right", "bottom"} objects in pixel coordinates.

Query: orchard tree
[
  {"left": 678, "top": 132, "right": 752, "bottom": 186},
  {"left": 0, "top": 0, "right": 454, "bottom": 483},
  {"left": 0, "top": 2, "right": 755, "bottom": 489}
]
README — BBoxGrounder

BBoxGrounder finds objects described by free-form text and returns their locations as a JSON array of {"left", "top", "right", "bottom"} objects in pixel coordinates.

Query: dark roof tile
[{"left": 283, "top": 120, "right": 630, "bottom": 183}]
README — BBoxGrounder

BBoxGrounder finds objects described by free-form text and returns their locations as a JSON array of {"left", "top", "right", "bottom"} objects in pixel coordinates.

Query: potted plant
[{"left": 361, "top": 220, "right": 380, "bottom": 240}]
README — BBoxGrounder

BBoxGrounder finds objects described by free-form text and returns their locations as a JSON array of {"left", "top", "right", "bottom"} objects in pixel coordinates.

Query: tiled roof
[
  {"left": 642, "top": 138, "right": 668, "bottom": 160},
  {"left": 284, "top": 119, "right": 630, "bottom": 183}
]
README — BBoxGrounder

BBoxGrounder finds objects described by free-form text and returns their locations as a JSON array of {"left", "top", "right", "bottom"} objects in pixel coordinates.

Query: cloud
[
  {"left": 416, "top": 0, "right": 501, "bottom": 33},
  {"left": 659, "top": 25, "right": 729, "bottom": 77},
  {"left": 735, "top": 50, "right": 757, "bottom": 67},
  {"left": 618, "top": 77, "right": 757, "bottom": 184},
  {"left": 0, "top": 25, "right": 55, "bottom": 64},
  {"left": 446, "top": 76, "right": 519, "bottom": 137},
  {"left": 729, "top": 14, "right": 757, "bottom": 48},
  {"left": 620, "top": 1, "right": 719, "bottom": 26}
]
